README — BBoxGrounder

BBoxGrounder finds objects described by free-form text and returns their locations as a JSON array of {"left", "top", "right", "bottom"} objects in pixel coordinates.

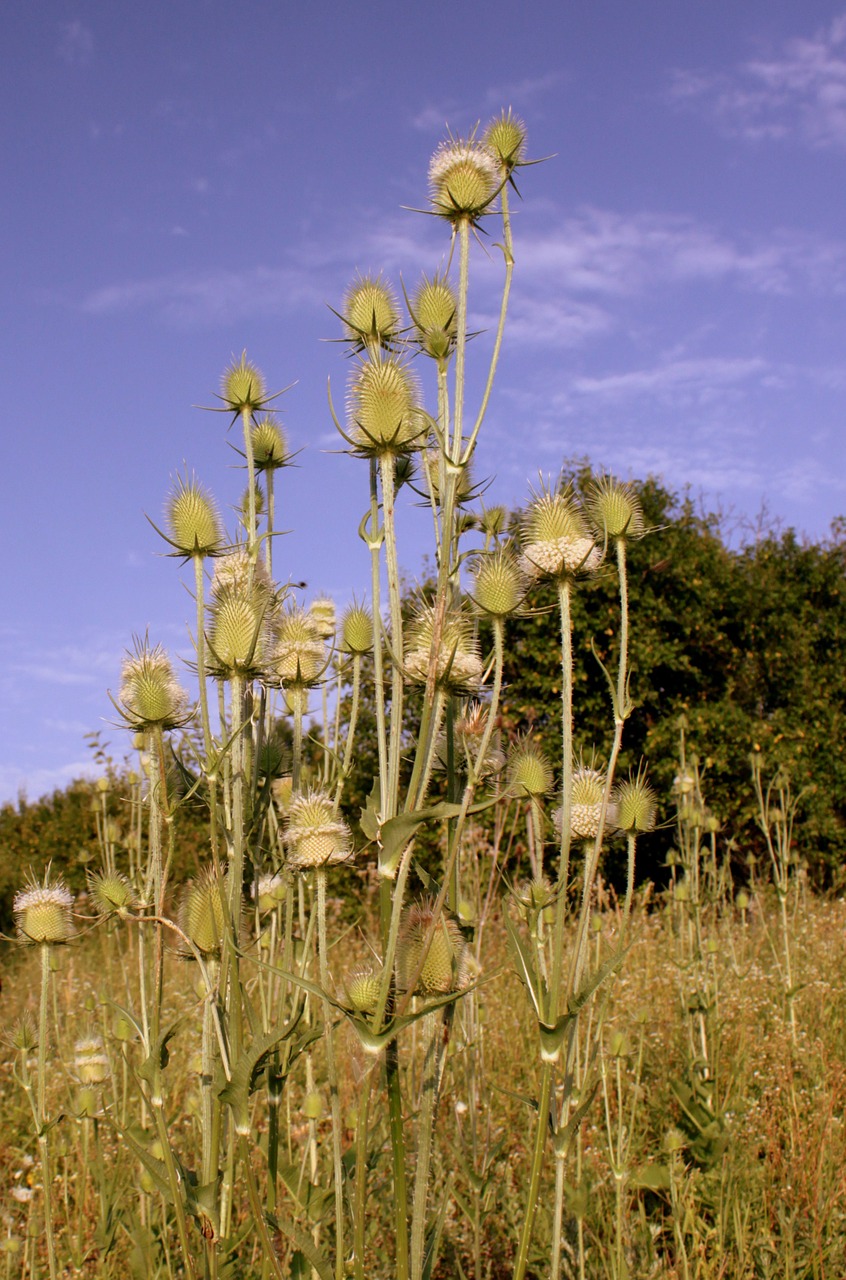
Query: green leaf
[{"left": 632, "top": 1163, "right": 672, "bottom": 1191}]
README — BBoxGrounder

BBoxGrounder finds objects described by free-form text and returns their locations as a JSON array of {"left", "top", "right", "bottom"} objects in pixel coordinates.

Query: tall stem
[{"left": 317, "top": 869, "right": 346, "bottom": 1279}]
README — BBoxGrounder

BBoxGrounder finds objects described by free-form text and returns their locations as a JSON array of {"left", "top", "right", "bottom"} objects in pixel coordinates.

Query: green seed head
[
  {"left": 13, "top": 871, "right": 74, "bottom": 945},
  {"left": 471, "top": 549, "right": 526, "bottom": 618},
  {"left": 584, "top": 477, "right": 645, "bottom": 541},
  {"left": 484, "top": 108, "right": 527, "bottom": 171},
  {"left": 614, "top": 771, "right": 657, "bottom": 834},
  {"left": 347, "top": 357, "right": 423, "bottom": 456},
  {"left": 273, "top": 607, "right": 325, "bottom": 686},
  {"left": 412, "top": 273, "right": 457, "bottom": 360},
  {"left": 521, "top": 487, "right": 601, "bottom": 581},
  {"left": 284, "top": 790, "right": 353, "bottom": 870},
  {"left": 87, "top": 870, "right": 136, "bottom": 918},
  {"left": 568, "top": 766, "right": 608, "bottom": 839},
  {"left": 346, "top": 964, "right": 383, "bottom": 1014},
  {"left": 253, "top": 873, "right": 287, "bottom": 913},
  {"left": 478, "top": 505, "right": 508, "bottom": 538},
  {"left": 209, "top": 588, "right": 269, "bottom": 675},
  {"left": 404, "top": 605, "right": 483, "bottom": 692},
  {"left": 397, "top": 902, "right": 469, "bottom": 996},
  {"left": 221, "top": 351, "right": 266, "bottom": 413},
  {"left": 166, "top": 475, "right": 223, "bottom": 557},
  {"left": 341, "top": 602, "right": 374, "bottom": 655},
  {"left": 507, "top": 738, "right": 553, "bottom": 799},
  {"left": 343, "top": 273, "right": 400, "bottom": 352},
  {"left": 119, "top": 641, "right": 190, "bottom": 730},
  {"left": 181, "top": 870, "right": 226, "bottom": 956},
  {"left": 429, "top": 137, "right": 499, "bottom": 222},
  {"left": 7, "top": 1012, "right": 38, "bottom": 1054},
  {"left": 74, "top": 1036, "right": 109, "bottom": 1085},
  {"left": 252, "top": 415, "right": 289, "bottom": 469}
]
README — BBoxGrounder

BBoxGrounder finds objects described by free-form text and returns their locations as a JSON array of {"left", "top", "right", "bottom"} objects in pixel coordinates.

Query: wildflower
[
  {"left": 118, "top": 641, "right": 190, "bottom": 731},
  {"left": 584, "top": 477, "right": 645, "bottom": 542},
  {"left": 614, "top": 770, "right": 657, "bottom": 834},
  {"left": 347, "top": 357, "right": 424, "bottom": 457},
  {"left": 410, "top": 273, "right": 457, "bottom": 361},
  {"left": 207, "top": 552, "right": 275, "bottom": 677},
  {"left": 220, "top": 352, "right": 267, "bottom": 415},
  {"left": 252, "top": 873, "right": 287, "bottom": 913},
  {"left": 404, "top": 604, "right": 484, "bottom": 693},
  {"left": 340, "top": 602, "right": 374, "bottom": 655},
  {"left": 180, "top": 870, "right": 227, "bottom": 956},
  {"left": 346, "top": 963, "right": 383, "bottom": 1015},
  {"left": 309, "top": 596, "right": 337, "bottom": 641},
  {"left": 73, "top": 1036, "right": 109, "bottom": 1085},
  {"left": 429, "top": 136, "right": 499, "bottom": 223},
  {"left": 506, "top": 737, "right": 553, "bottom": 799},
  {"left": 469, "top": 548, "right": 526, "bottom": 618},
  {"left": 273, "top": 607, "right": 325, "bottom": 687},
  {"left": 165, "top": 474, "right": 224, "bottom": 558},
  {"left": 87, "top": 869, "right": 136, "bottom": 918},
  {"left": 341, "top": 273, "right": 400, "bottom": 353},
  {"left": 251, "top": 415, "right": 289, "bottom": 470},
  {"left": 6, "top": 1012, "right": 38, "bottom": 1054},
  {"left": 520, "top": 486, "right": 601, "bottom": 582},
  {"left": 554, "top": 765, "right": 611, "bottom": 841},
  {"left": 13, "top": 871, "right": 74, "bottom": 945},
  {"left": 284, "top": 791, "right": 353, "bottom": 870},
  {"left": 434, "top": 702, "right": 504, "bottom": 779},
  {"left": 483, "top": 108, "right": 527, "bottom": 174},
  {"left": 396, "top": 901, "right": 470, "bottom": 996}
]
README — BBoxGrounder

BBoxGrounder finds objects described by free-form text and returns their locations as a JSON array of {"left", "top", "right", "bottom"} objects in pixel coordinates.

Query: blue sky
[{"left": 2, "top": 0, "right": 845, "bottom": 804}]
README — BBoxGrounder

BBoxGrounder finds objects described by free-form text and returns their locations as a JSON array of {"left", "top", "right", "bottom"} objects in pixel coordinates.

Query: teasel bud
[
  {"left": 514, "top": 876, "right": 555, "bottom": 927},
  {"left": 309, "top": 596, "right": 337, "bottom": 641},
  {"left": 483, "top": 108, "right": 527, "bottom": 175},
  {"left": 396, "top": 901, "right": 470, "bottom": 996},
  {"left": 273, "top": 606, "right": 326, "bottom": 687},
  {"left": 346, "top": 963, "right": 383, "bottom": 1015},
  {"left": 429, "top": 135, "right": 500, "bottom": 224},
  {"left": 7, "top": 1012, "right": 38, "bottom": 1054},
  {"left": 13, "top": 871, "right": 75, "bottom": 945},
  {"left": 87, "top": 869, "right": 137, "bottom": 919},
  {"left": 614, "top": 770, "right": 657, "bottom": 834},
  {"left": 118, "top": 640, "right": 191, "bottom": 731},
  {"left": 340, "top": 601, "right": 374, "bottom": 655},
  {"left": 478, "top": 505, "right": 508, "bottom": 540},
  {"left": 208, "top": 551, "right": 275, "bottom": 676},
  {"left": 520, "top": 486, "right": 602, "bottom": 582},
  {"left": 165, "top": 474, "right": 224, "bottom": 558},
  {"left": 284, "top": 790, "right": 354, "bottom": 870},
  {"left": 239, "top": 483, "right": 265, "bottom": 525},
  {"left": 74, "top": 1036, "right": 110, "bottom": 1085},
  {"left": 342, "top": 273, "right": 401, "bottom": 354},
  {"left": 347, "top": 356, "right": 424, "bottom": 457},
  {"left": 410, "top": 273, "right": 457, "bottom": 361},
  {"left": 220, "top": 351, "right": 267, "bottom": 415},
  {"left": 424, "top": 449, "right": 475, "bottom": 507},
  {"left": 180, "top": 869, "right": 227, "bottom": 956},
  {"left": 252, "top": 415, "right": 289, "bottom": 470},
  {"left": 584, "top": 477, "right": 645, "bottom": 542},
  {"left": 507, "top": 737, "right": 553, "bottom": 799},
  {"left": 404, "top": 604, "right": 484, "bottom": 692},
  {"left": 555, "top": 765, "right": 611, "bottom": 841},
  {"left": 470, "top": 548, "right": 527, "bottom": 618}
]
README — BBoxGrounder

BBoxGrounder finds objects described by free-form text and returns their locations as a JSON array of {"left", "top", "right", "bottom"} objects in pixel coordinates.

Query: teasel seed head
[
  {"left": 252, "top": 415, "right": 289, "bottom": 470},
  {"left": 118, "top": 640, "right": 190, "bottom": 731},
  {"left": 74, "top": 1035, "right": 110, "bottom": 1085},
  {"left": 515, "top": 876, "right": 555, "bottom": 926},
  {"left": 429, "top": 135, "right": 499, "bottom": 223},
  {"left": 411, "top": 273, "right": 457, "bottom": 360},
  {"left": 166, "top": 474, "right": 224, "bottom": 558},
  {"left": 346, "top": 963, "right": 383, "bottom": 1014},
  {"left": 87, "top": 869, "right": 137, "bottom": 918},
  {"left": 470, "top": 548, "right": 526, "bottom": 618},
  {"left": 556, "top": 765, "right": 609, "bottom": 841},
  {"left": 584, "top": 477, "right": 645, "bottom": 542},
  {"left": 180, "top": 869, "right": 227, "bottom": 957},
  {"left": 396, "top": 901, "right": 470, "bottom": 996},
  {"left": 253, "top": 872, "right": 287, "bottom": 913},
  {"left": 404, "top": 604, "right": 484, "bottom": 692},
  {"left": 478, "top": 505, "right": 508, "bottom": 539},
  {"left": 284, "top": 790, "right": 353, "bottom": 870},
  {"left": 13, "top": 870, "right": 75, "bottom": 945},
  {"left": 273, "top": 606, "right": 325, "bottom": 687},
  {"left": 7, "top": 1012, "right": 38, "bottom": 1054},
  {"left": 221, "top": 351, "right": 267, "bottom": 414},
  {"left": 309, "top": 596, "right": 337, "bottom": 641},
  {"left": 342, "top": 273, "right": 400, "bottom": 353},
  {"left": 507, "top": 737, "right": 553, "bottom": 799},
  {"left": 614, "top": 769, "right": 657, "bottom": 834},
  {"left": 347, "top": 356, "right": 424, "bottom": 457},
  {"left": 520, "top": 486, "right": 602, "bottom": 582},
  {"left": 208, "top": 587, "right": 270, "bottom": 677},
  {"left": 484, "top": 108, "right": 527, "bottom": 173},
  {"left": 341, "top": 601, "right": 374, "bottom": 655}
]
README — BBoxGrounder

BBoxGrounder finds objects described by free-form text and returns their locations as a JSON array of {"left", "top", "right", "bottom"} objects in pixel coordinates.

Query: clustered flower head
[
  {"left": 404, "top": 604, "right": 484, "bottom": 692},
  {"left": 220, "top": 352, "right": 267, "bottom": 415},
  {"left": 506, "top": 737, "right": 553, "bottom": 799},
  {"left": 180, "top": 869, "right": 227, "bottom": 957},
  {"left": 165, "top": 474, "right": 224, "bottom": 558},
  {"left": 396, "top": 901, "right": 470, "bottom": 996},
  {"left": 429, "top": 135, "right": 500, "bottom": 223},
  {"left": 346, "top": 357, "right": 424, "bottom": 457},
  {"left": 251, "top": 415, "right": 289, "bottom": 470},
  {"left": 584, "top": 477, "right": 646, "bottom": 543},
  {"left": 309, "top": 597, "right": 337, "bottom": 642},
  {"left": 208, "top": 552, "right": 275, "bottom": 676},
  {"left": 87, "top": 869, "right": 137, "bottom": 919},
  {"left": 345, "top": 963, "right": 383, "bottom": 1015},
  {"left": 273, "top": 606, "right": 326, "bottom": 688},
  {"left": 519, "top": 486, "right": 602, "bottom": 582},
  {"left": 470, "top": 548, "right": 526, "bottom": 618},
  {"left": 13, "top": 870, "right": 75, "bottom": 945},
  {"left": 342, "top": 273, "right": 401, "bottom": 353},
  {"left": 340, "top": 601, "right": 374, "bottom": 655},
  {"left": 483, "top": 108, "right": 528, "bottom": 174},
  {"left": 252, "top": 872, "right": 287, "bottom": 914},
  {"left": 411, "top": 273, "right": 458, "bottom": 361},
  {"left": 283, "top": 790, "right": 353, "bottom": 870},
  {"left": 556, "top": 765, "right": 611, "bottom": 841},
  {"left": 74, "top": 1036, "right": 110, "bottom": 1085},
  {"left": 117, "top": 640, "right": 190, "bottom": 732},
  {"left": 614, "top": 770, "right": 657, "bottom": 834}
]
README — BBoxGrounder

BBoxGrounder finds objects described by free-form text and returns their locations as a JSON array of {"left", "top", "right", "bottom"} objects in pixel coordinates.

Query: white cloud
[
  {"left": 57, "top": 20, "right": 94, "bottom": 66},
  {"left": 80, "top": 265, "right": 325, "bottom": 326},
  {"left": 0, "top": 759, "right": 99, "bottom": 808},
  {"left": 671, "top": 13, "right": 846, "bottom": 150}
]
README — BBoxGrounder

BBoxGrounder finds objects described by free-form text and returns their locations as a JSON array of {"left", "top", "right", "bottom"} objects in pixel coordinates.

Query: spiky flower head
[
  {"left": 208, "top": 552, "right": 274, "bottom": 676},
  {"left": 309, "top": 596, "right": 337, "bottom": 641},
  {"left": 271, "top": 774, "right": 294, "bottom": 817},
  {"left": 284, "top": 790, "right": 353, "bottom": 870},
  {"left": 347, "top": 357, "right": 423, "bottom": 457},
  {"left": 251, "top": 415, "right": 289, "bottom": 470},
  {"left": 346, "top": 963, "right": 383, "bottom": 1014},
  {"left": 424, "top": 449, "right": 474, "bottom": 507},
  {"left": 478, "top": 505, "right": 508, "bottom": 539},
  {"left": 507, "top": 737, "right": 553, "bottom": 799},
  {"left": 470, "top": 548, "right": 526, "bottom": 618},
  {"left": 118, "top": 641, "right": 190, "bottom": 731},
  {"left": 74, "top": 1036, "right": 110, "bottom": 1085},
  {"left": 435, "top": 702, "right": 505, "bottom": 779},
  {"left": 614, "top": 770, "right": 657, "bottom": 834},
  {"left": 404, "top": 605, "right": 484, "bottom": 692},
  {"left": 520, "top": 486, "right": 602, "bottom": 581},
  {"left": 220, "top": 351, "right": 267, "bottom": 414},
  {"left": 273, "top": 606, "right": 325, "bottom": 688},
  {"left": 211, "top": 549, "right": 272, "bottom": 601},
  {"left": 252, "top": 872, "right": 287, "bottom": 913},
  {"left": 166, "top": 475, "right": 223, "bottom": 558},
  {"left": 342, "top": 273, "right": 400, "bottom": 353},
  {"left": 429, "top": 136, "right": 499, "bottom": 223},
  {"left": 584, "top": 477, "right": 645, "bottom": 542},
  {"left": 411, "top": 273, "right": 457, "bottom": 360},
  {"left": 87, "top": 869, "right": 136, "bottom": 918},
  {"left": 484, "top": 108, "right": 527, "bottom": 173},
  {"left": 6, "top": 1012, "right": 38, "bottom": 1054},
  {"left": 341, "top": 601, "right": 374, "bottom": 655},
  {"left": 556, "top": 766, "right": 609, "bottom": 841},
  {"left": 396, "top": 901, "right": 470, "bottom": 996},
  {"left": 13, "top": 871, "right": 74, "bottom": 945},
  {"left": 180, "top": 869, "right": 227, "bottom": 956}
]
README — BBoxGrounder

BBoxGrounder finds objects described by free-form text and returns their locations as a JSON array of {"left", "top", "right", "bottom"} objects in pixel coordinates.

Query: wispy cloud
[
  {"left": 670, "top": 13, "right": 846, "bottom": 150},
  {"left": 57, "top": 19, "right": 94, "bottom": 66},
  {"left": 411, "top": 74, "right": 560, "bottom": 134},
  {"left": 80, "top": 265, "right": 326, "bottom": 326},
  {"left": 0, "top": 759, "right": 99, "bottom": 808}
]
